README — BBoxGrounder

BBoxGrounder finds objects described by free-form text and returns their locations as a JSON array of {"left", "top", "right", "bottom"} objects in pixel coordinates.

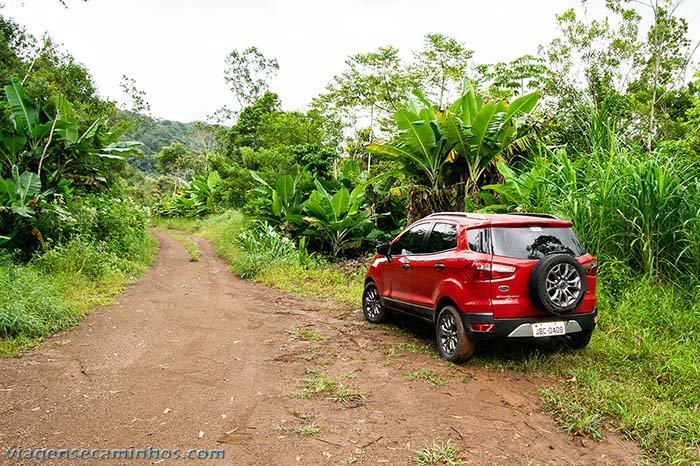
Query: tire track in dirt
[{"left": 0, "top": 230, "right": 639, "bottom": 465}]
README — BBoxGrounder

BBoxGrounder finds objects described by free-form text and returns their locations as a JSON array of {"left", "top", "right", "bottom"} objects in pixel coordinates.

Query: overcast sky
[{"left": 3, "top": 0, "right": 699, "bottom": 122}]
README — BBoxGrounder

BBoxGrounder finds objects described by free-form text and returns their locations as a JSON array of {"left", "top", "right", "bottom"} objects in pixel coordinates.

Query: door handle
[
  {"left": 401, "top": 263, "right": 410, "bottom": 270},
  {"left": 434, "top": 263, "right": 445, "bottom": 271}
]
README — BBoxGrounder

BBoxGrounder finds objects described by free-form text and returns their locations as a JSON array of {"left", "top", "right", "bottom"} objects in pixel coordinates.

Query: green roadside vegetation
[{"left": 0, "top": 198, "right": 156, "bottom": 355}]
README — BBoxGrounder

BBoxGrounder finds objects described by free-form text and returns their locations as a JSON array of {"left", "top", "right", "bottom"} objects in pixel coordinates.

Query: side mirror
[{"left": 376, "top": 243, "right": 390, "bottom": 259}]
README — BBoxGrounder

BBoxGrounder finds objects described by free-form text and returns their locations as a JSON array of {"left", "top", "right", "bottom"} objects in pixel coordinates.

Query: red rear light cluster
[
  {"left": 467, "top": 261, "right": 516, "bottom": 280},
  {"left": 584, "top": 261, "right": 598, "bottom": 276}
]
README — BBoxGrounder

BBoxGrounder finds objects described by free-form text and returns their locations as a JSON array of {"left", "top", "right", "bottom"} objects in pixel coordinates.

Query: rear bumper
[{"left": 460, "top": 308, "right": 597, "bottom": 341}]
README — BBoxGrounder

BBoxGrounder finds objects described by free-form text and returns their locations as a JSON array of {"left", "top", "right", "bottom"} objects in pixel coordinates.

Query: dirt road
[{"left": 0, "top": 231, "right": 639, "bottom": 465}]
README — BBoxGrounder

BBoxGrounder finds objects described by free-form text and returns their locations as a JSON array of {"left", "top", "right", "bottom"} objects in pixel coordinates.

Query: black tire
[
  {"left": 529, "top": 254, "right": 587, "bottom": 315},
  {"left": 435, "top": 305, "right": 476, "bottom": 362},
  {"left": 362, "top": 282, "right": 387, "bottom": 323},
  {"left": 563, "top": 329, "right": 593, "bottom": 349}
]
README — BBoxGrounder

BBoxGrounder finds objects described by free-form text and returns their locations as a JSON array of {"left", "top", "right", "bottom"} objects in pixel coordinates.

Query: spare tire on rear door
[{"left": 529, "top": 254, "right": 586, "bottom": 315}]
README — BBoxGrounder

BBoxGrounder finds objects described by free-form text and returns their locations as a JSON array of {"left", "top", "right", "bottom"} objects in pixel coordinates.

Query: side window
[
  {"left": 467, "top": 228, "right": 489, "bottom": 254},
  {"left": 392, "top": 223, "right": 431, "bottom": 255},
  {"left": 426, "top": 223, "right": 458, "bottom": 253}
]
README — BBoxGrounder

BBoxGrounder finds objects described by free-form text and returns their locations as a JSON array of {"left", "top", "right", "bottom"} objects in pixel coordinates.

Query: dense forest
[{"left": 1, "top": 1, "right": 699, "bottom": 463}]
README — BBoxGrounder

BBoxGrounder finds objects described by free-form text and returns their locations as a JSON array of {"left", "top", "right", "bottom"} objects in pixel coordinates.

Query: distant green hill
[{"left": 122, "top": 112, "right": 219, "bottom": 173}]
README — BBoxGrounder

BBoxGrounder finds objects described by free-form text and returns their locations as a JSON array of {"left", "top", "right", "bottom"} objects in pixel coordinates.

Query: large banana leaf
[
  {"left": 54, "top": 95, "right": 79, "bottom": 145},
  {"left": 4, "top": 77, "right": 38, "bottom": 136},
  {"left": 394, "top": 109, "right": 436, "bottom": 161}
]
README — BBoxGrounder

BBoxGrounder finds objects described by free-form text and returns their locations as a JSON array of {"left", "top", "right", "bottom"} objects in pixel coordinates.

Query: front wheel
[
  {"left": 436, "top": 305, "right": 476, "bottom": 362},
  {"left": 362, "top": 282, "right": 387, "bottom": 323}
]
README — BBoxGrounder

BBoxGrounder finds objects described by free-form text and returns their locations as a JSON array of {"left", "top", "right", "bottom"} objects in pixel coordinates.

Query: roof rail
[
  {"left": 508, "top": 212, "right": 559, "bottom": 220},
  {"left": 428, "top": 212, "right": 487, "bottom": 220}
]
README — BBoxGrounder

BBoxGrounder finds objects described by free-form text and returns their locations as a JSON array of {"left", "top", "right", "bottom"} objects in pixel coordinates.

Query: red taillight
[
  {"left": 470, "top": 323, "right": 494, "bottom": 332},
  {"left": 467, "top": 262, "right": 516, "bottom": 280},
  {"left": 584, "top": 261, "right": 598, "bottom": 276}
]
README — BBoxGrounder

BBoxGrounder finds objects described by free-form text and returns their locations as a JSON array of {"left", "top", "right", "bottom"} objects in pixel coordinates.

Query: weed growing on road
[
  {"left": 385, "top": 342, "right": 433, "bottom": 358},
  {"left": 346, "top": 448, "right": 366, "bottom": 464},
  {"left": 274, "top": 410, "right": 323, "bottom": 437},
  {"left": 167, "top": 231, "right": 201, "bottom": 262},
  {"left": 291, "top": 368, "right": 364, "bottom": 403},
  {"left": 405, "top": 369, "right": 446, "bottom": 387},
  {"left": 291, "top": 326, "right": 329, "bottom": 341},
  {"left": 414, "top": 440, "right": 467, "bottom": 466}
]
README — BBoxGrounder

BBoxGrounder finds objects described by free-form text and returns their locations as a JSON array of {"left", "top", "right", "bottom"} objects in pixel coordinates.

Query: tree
[
  {"left": 157, "top": 142, "right": 201, "bottom": 192},
  {"left": 257, "top": 110, "right": 328, "bottom": 149},
  {"left": 224, "top": 91, "right": 281, "bottom": 155},
  {"left": 481, "top": 55, "right": 550, "bottom": 100},
  {"left": 410, "top": 33, "right": 475, "bottom": 108},
  {"left": 224, "top": 46, "right": 279, "bottom": 108},
  {"left": 628, "top": 0, "right": 694, "bottom": 151},
  {"left": 315, "top": 46, "right": 410, "bottom": 141}
]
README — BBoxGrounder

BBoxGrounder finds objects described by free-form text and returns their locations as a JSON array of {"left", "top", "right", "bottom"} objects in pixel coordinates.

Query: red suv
[{"left": 363, "top": 213, "right": 598, "bottom": 362}]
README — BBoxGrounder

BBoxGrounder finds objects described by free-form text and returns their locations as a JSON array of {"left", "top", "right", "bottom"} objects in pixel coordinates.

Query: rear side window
[
  {"left": 426, "top": 223, "right": 457, "bottom": 253},
  {"left": 491, "top": 227, "right": 586, "bottom": 259},
  {"left": 392, "top": 223, "right": 431, "bottom": 255},
  {"left": 467, "top": 228, "right": 489, "bottom": 253}
]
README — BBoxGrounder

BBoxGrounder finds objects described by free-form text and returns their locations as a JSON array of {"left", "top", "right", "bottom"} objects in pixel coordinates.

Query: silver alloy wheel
[
  {"left": 364, "top": 287, "right": 382, "bottom": 320},
  {"left": 545, "top": 262, "right": 582, "bottom": 308},
  {"left": 439, "top": 313, "right": 458, "bottom": 356}
]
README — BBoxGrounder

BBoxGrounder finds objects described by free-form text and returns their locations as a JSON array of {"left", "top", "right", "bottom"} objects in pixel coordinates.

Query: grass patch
[
  {"left": 165, "top": 212, "right": 365, "bottom": 306},
  {"left": 414, "top": 440, "right": 467, "bottom": 466},
  {"left": 150, "top": 216, "right": 203, "bottom": 233},
  {"left": 291, "top": 326, "right": 329, "bottom": 341},
  {"left": 385, "top": 342, "right": 433, "bottom": 358},
  {"left": 291, "top": 368, "right": 364, "bottom": 403},
  {"left": 0, "top": 234, "right": 157, "bottom": 356},
  {"left": 274, "top": 410, "right": 322, "bottom": 437},
  {"left": 405, "top": 368, "right": 446, "bottom": 387},
  {"left": 166, "top": 231, "right": 201, "bottom": 261}
]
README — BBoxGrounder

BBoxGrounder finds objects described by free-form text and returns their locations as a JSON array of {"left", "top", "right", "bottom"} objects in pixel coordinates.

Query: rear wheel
[
  {"left": 362, "top": 282, "right": 387, "bottom": 323},
  {"left": 435, "top": 305, "right": 476, "bottom": 362},
  {"left": 563, "top": 329, "right": 593, "bottom": 349}
]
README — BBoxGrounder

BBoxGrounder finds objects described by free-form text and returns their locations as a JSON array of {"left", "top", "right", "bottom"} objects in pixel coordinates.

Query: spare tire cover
[{"left": 529, "top": 254, "right": 587, "bottom": 315}]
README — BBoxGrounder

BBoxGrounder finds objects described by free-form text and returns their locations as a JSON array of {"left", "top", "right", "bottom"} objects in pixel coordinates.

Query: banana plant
[
  {"left": 249, "top": 171, "right": 305, "bottom": 233},
  {"left": 437, "top": 81, "right": 540, "bottom": 192},
  {"left": 303, "top": 179, "right": 378, "bottom": 257},
  {"left": 479, "top": 159, "right": 553, "bottom": 212},
  {"left": 1, "top": 78, "right": 142, "bottom": 187},
  {"left": 187, "top": 171, "right": 221, "bottom": 215},
  {"left": 366, "top": 99, "right": 451, "bottom": 191},
  {"left": 0, "top": 165, "right": 68, "bottom": 247}
]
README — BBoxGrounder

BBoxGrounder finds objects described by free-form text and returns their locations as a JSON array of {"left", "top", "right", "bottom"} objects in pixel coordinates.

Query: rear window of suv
[{"left": 491, "top": 227, "right": 586, "bottom": 260}]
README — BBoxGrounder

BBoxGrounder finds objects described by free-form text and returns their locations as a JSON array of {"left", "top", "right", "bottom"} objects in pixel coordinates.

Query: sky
[{"left": 3, "top": 0, "right": 700, "bottom": 123}]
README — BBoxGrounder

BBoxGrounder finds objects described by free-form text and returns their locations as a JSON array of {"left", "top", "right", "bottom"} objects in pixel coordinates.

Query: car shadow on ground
[{"left": 385, "top": 312, "right": 579, "bottom": 368}]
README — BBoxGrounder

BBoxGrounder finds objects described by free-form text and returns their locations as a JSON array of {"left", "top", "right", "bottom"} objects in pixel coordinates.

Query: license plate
[{"left": 531, "top": 321, "right": 566, "bottom": 337}]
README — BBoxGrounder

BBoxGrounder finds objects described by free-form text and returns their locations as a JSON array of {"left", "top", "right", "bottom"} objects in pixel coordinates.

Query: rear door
[
  {"left": 411, "top": 221, "right": 460, "bottom": 312},
  {"left": 488, "top": 226, "right": 588, "bottom": 318},
  {"left": 462, "top": 227, "right": 494, "bottom": 314},
  {"left": 385, "top": 222, "right": 432, "bottom": 304}
]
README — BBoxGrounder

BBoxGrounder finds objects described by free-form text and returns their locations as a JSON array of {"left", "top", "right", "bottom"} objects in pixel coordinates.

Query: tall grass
[
  {"left": 0, "top": 195, "right": 157, "bottom": 355},
  {"left": 498, "top": 141, "right": 699, "bottom": 285}
]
